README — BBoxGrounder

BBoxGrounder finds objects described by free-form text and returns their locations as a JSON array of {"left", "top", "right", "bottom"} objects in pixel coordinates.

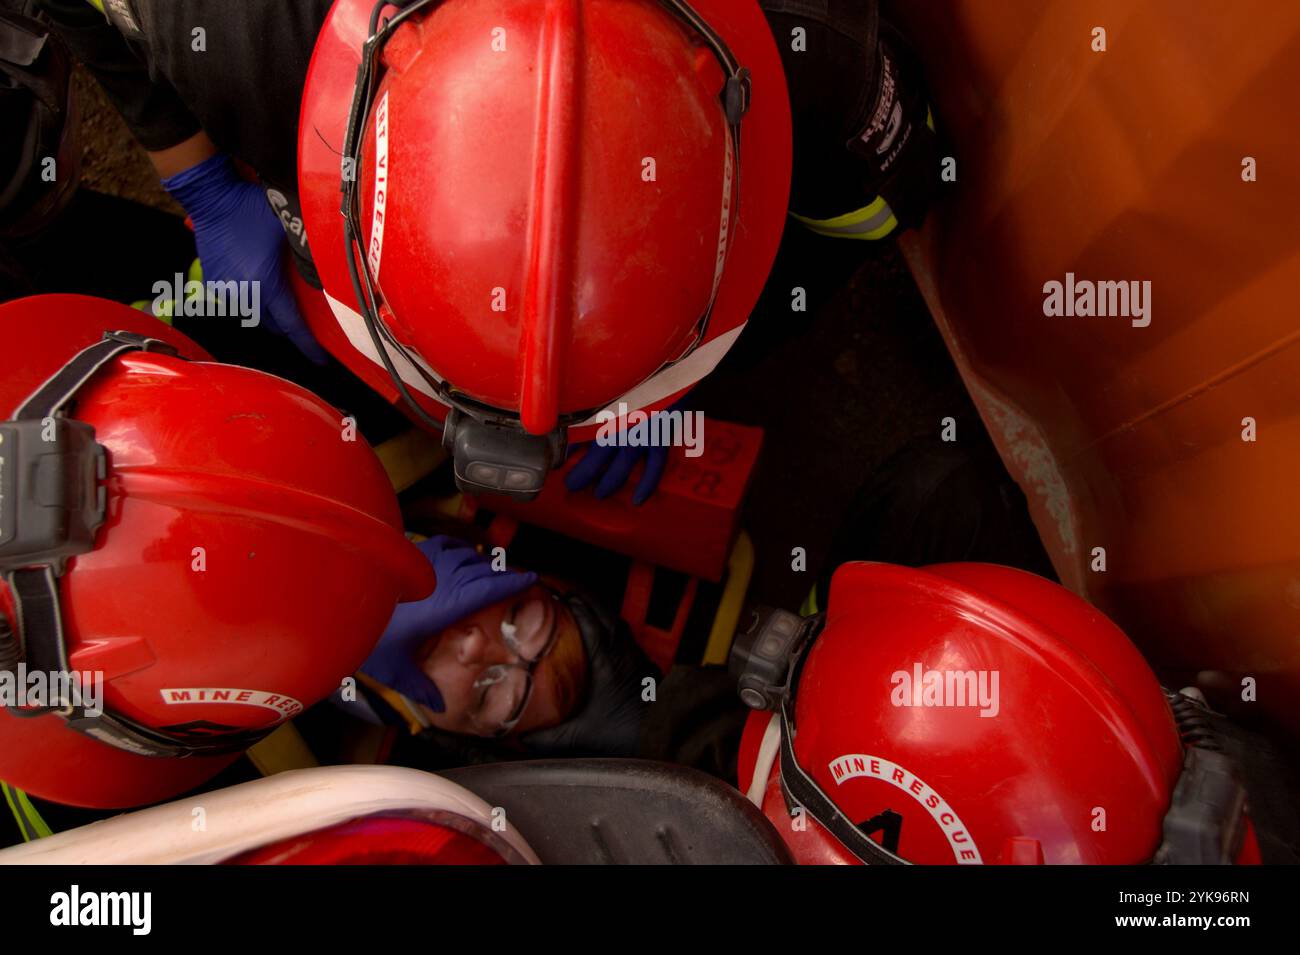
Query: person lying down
[{"left": 340, "top": 536, "right": 660, "bottom": 759}]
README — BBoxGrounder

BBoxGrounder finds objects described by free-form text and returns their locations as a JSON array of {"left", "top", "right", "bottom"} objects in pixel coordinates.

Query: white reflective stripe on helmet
[
  {"left": 323, "top": 290, "right": 746, "bottom": 426},
  {"left": 325, "top": 290, "right": 450, "bottom": 406}
]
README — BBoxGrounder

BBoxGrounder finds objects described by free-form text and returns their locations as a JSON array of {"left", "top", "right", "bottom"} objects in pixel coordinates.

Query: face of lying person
[{"left": 415, "top": 585, "right": 589, "bottom": 737}]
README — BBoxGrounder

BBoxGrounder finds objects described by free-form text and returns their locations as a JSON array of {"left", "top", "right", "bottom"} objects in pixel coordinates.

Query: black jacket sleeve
[{"left": 36, "top": 0, "right": 199, "bottom": 151}]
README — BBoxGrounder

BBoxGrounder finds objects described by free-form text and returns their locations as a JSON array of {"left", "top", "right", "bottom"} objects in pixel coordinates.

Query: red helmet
[
  {"left": 225, "top": 813, "right": 520, "bottom": 865},
  {"left": 732, "top": 562, "right": 1248, "bottom": 865},
  {"left": 0, "top": 765, "right": 542, "bottom": 863},
  {"left": 297, "top": 0, "right": 791, "bottom": 498},
  {"left": 0, "top": 295, "right": 435, "bottom": 809}
]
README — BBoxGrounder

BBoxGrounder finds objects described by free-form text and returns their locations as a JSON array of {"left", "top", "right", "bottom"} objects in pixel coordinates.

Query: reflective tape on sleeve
[{"left": 791, "top": 195, "right": 899, "bottom": 241}]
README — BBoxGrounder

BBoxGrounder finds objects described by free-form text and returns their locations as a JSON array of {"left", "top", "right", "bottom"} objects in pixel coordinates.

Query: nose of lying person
[{"left": 452, "top": 626, "right": 494, "bottom": 666}]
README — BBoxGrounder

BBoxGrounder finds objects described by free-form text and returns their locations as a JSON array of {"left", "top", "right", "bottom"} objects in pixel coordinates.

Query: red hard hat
[
  {"left": 225, "top": 812, "right": 521, "bottom": 865},
  {"left": 735, "top": 562, "right": 1188, "bottom": 864},
  {"left": 0, "top": 295, "right": 435, "bottom": 809},
  {"left": 298, "top": 0, "right": 791, "bottom": 492}
]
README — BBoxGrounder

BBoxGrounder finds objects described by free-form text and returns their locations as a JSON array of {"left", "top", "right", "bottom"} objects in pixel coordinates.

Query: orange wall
[{"left": 890, "top": 0, "right": 1300, "bottom": 733}]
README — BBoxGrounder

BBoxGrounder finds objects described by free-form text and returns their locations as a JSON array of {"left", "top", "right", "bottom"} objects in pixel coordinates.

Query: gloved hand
[
  {"left": 360, "top": 536, "right": 537, "bottom": 712},
  {"left": 564, "top": 442, "right": 668, "bottom": 505},
  {"left": 564, "top": 398, "right": 689, "bottom": 505},
  {"left": 161, "top": 153, "right": 329, "bottom": 364},
  {"left": 520, "top": 596, "right": 660, "bottom": 757}
]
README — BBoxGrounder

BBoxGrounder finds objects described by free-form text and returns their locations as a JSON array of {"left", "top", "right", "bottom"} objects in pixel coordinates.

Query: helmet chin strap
[
  {"left": 0, "top": 331, "right": 275, "bottom": 758},
  {"left": 730, "top": 605, "right": 908, "bottom": 864},
  {"left": 776, "top": 696, "right": 910, "bottom": 866}
]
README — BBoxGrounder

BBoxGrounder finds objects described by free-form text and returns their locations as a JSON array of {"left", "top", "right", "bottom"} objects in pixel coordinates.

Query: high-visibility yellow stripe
[
  {"left": 86, "top": 0, "right": 107, "bottom": 15},
  {"left": 796, "top": 213, "right": 899, "bottom": 241},
  {"left": 3, "top": 782, "right": 53, "bottom": 842},
  {"left": 791, "top": 194, "right": 899, "bottom": 241},
  {"left": 799, "top": 585, "right": 820, "bottom": 617},
  {"left": 797, "top": 195, "right": 889, "bottom": 230}
]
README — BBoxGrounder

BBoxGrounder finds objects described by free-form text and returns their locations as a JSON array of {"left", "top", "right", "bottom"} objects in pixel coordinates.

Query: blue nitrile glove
[
  {"left": 565, "top": 443, "right": 668, "bottom": 505},
  {"left": 161, "top": 153, "right": 328, "bottom": 364},
  {"left": 360, "top": 536, "right": 538, "bottom": 713},
  {"left": 565, "top": 398, "right": 689, "bottom": 505}
]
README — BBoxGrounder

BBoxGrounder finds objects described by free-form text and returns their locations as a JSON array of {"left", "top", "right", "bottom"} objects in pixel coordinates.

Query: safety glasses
[{"left": 469, "top": 592, "right": 563, "bottom": 736}]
